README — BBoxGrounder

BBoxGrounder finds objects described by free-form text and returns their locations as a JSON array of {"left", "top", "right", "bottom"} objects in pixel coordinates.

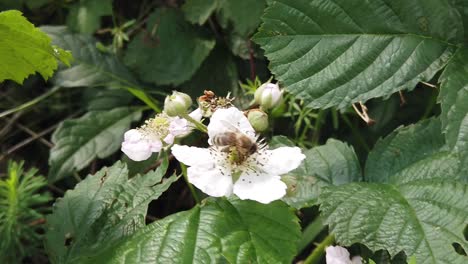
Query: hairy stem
[{"left": 303, "top": 234, "right": 335, "bottom": 264}]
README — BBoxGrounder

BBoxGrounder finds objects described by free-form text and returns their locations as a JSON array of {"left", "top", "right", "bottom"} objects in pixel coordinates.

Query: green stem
[
  {"left": 421, "top": 88, "right": 438, "bottom": 119},
  {"left": 341, "top": 114, "right": 371, "bottom": 152},
  {"left": 0, "top": 86, "right": 61, "bottom": 118},
  {"left": 303, "top": 234, "right": 335, "bottom": 264},
  {"left": 311, "top": 110, "right": 327, "bottom": 146},
  {"left": 180, "top": 163, "right": 200, "bottom": 204},
  {"left": 297, "top": 216, "right": 325, "bottom": 254},
  {"left": 181, "top": 113, "right": 208, "bottom": 133}
]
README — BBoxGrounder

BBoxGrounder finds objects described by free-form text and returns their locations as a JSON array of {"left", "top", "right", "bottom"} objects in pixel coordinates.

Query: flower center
[
  {"left": 138, "top": 114, "right": 170, "bottom": 140},
  {"left": 211, "top": 146, "right": 268, "bottom": 183}
]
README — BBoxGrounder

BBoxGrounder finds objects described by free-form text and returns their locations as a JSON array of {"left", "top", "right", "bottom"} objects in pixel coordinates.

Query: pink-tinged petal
[
  {"left": 326, "top": 246, "right": 352, "bottom": 264},
  {"left": 149, "top": 139, "right": 163, "bottom": 152},
  {"left": 121, "top": 139, "right": 152, "bottom": 161},
  {"left": 208, "top": 107, "right": 255, "bottom": 144},
  {"left": 121, "top": 129, "right": 161, "bottom": 161},
  {"left": 233, "top": 173, "right": 286, "bottom": 204},
  {"left": 351, "top": 256, "right": 362, "bottom": 264},
  {"left": 263, "top": 147, "right": 305, "bottom": 175},
  {"left": 124, "top": 129, "right": 143, "bottom": 142},
  {"left": 169, "top": 117, "right": 189, "bottom": 137},
  {"left": 187, "top": 166, "right": 233, "bottom": 197},
  {"left": 171, "top": 144, "right": 215, "bottom": 168},
  {"left": 163, "top": 133, "right": 175, "bottom": 145}
]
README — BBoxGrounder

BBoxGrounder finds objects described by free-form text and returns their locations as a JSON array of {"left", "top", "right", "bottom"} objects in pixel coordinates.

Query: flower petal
[
  {"left": 325, "top": 246, "right": 352, "bottom": 264},
  {"left": 263, "top": 147, "right": 305, "bottom": 175},
  {"left": 171, "top": 144, "right": 215, "bottom": 168},
  {"left": 187, "top": 166, "right": 233, "bottom": 197},
  {"left": 351, "top": 256, "right": 362, "bottom": 264},
  {"left": 169, "top": 117, "right": 189, "bottom": 137},
  {"left": 208, "top": 107, "right": 255, "bottom": 143},
  {"left": 163, "top": 133, "right": 175, "bottom": 145},
  {"left": 189, "top": 108, "right": 203, "bottom": 121},
  {"left": 121, "top": 130, "right": 153, "bottom": 161},
  {"left": 233, "top": 173, "right": 286, "bottom": 204},
  {"left": 123, "top": 129, "right": 143, "bottom": 142}
]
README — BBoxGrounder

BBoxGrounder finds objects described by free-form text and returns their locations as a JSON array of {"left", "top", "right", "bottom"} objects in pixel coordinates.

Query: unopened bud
[
  {"left": 254, "top": 82, "right": 283, "bottom": 110},
  {"left": 247, "top": 109, "right": 269, "bottom": 132},
  {"left": 164, "top": 91, "right": 192, "bottom": 117}
]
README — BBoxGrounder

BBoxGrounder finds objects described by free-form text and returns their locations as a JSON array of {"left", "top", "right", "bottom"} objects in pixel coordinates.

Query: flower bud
[
  {"left": 164, "top": 91, "right": 192, "bottom": 117},
  {"left": 254, "top": 82, "right": 283, "bottom": 110},
  {"left": 247, "top": 109, "right": 269, "bottom": 132}
]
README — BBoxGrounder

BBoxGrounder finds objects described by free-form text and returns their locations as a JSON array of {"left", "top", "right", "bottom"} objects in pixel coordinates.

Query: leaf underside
[{"left": 48, "top": 107, "right": 141, "bottom": 182}]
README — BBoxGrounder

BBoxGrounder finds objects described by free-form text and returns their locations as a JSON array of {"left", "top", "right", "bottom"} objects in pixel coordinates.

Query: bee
[{"left": 212, "top": 131, "right": 258, "bottom": 165}]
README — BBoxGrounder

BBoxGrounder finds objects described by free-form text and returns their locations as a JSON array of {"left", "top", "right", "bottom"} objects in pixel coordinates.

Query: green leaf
[
  {"left": 283, "top": 138, "right": 361, "bottom": 209},
  {"left": 254, "top": 0, "right": 462, "bottom": 110},
  {"left": 182, "top": 0, "right": 218, "bottom": 25},
  {"left": 124, "top": 8, "right": 215, "bottom": 86},
  {"left": 182, "top": 0, "right": 266, "bottom": 36},
  {"left": 217, "top": 0, "right": 267, "bottom": 36},
  {"left": 25, "top": 0, "right": 50, "bottom": 9},
  {"left": 181, "top": 44, "right": 238, "bottom": 97},
  {"left": 45, "top": 160, "right": 178, "bottom": 263},
  {"left": 319, "top": 119, "right": 468, "bottom": 264},
  {"left": 84, "top": 88, "right": 133, "bottom": 111},
  {"left": 67, "top": 0, "right": 112, "bottom": 34},
  {"left": 365, "top": 118, "right": 446, "bottom": 183},
  {"left": 41, "top": 26, "right": 159, "bottom": 111},
  {"left": 269, "top": 135, "right": 296, "bottom": 148},
  {"left": 48, "top": 107, "right": 142, "bottom": 182},
  {"left": 438, "top": 47, "right": 468, "bottom": 148},
  {"left": 452, "top": 0, "right": 468, "bottom": 42},
  {"left": 92, "top": 198, "right": 300, "bottom": 264},
  {"left": 0, "top": 10, "right": 72, "bottom": 84}
]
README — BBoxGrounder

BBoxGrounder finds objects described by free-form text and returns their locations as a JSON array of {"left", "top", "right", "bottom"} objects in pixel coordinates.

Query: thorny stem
[
  {"left": 180, "top": 163, "right": 200, "bottom": 204},
  {"left": 420, "top": 81, "right": 438, "bottom": 89},
  {"left": 0, "top": 86, "right": 61, "bottom": 119},
  {"left": 180, "top": 113, "right": 208, "bottom": 133},
  {"left": 352, "top": 102, "right": 375, "bottom": 125},
  {"left": 303, "top": 234, "right": 335, "bottom": 264},
  {"left": 248, "top": 40, "right": 256, "bottom": 81},
  {"left": 398, "top": 91, "right": 407, "bottom": 106}
]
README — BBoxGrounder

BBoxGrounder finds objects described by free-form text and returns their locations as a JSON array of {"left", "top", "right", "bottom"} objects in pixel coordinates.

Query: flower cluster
[
  {"left": 121, "top": 109, "right": 202, "bottom": 161},
  {"left": 121, "top": 82, "right": 305, "bottom": 204}
]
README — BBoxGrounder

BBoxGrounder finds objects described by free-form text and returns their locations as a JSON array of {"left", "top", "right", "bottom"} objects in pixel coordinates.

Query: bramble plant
[{"left": 0, "top": 1, "right": 467, "bottom": 264}]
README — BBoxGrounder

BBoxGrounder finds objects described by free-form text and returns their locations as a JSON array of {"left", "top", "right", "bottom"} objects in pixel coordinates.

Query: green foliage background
[{"left": 0, "top": 0, "right": 467, "bottom": 263}]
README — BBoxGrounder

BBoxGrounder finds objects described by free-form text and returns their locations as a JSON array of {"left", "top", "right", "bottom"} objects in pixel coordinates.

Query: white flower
[
  {"left": 121, "top": 109, "right": 202, "bottom": 161},
  {"left": 326, "top": 246, "right": 362, "bottom": 264},
  {"left": 172, "top": 107, "right": 305, "bottom": 204},
  {"left": 121, "top": 129, "right": 162, "bottom": 161},
  {"left": 169, "top": 108, "right": 202, "bottom": 137}
]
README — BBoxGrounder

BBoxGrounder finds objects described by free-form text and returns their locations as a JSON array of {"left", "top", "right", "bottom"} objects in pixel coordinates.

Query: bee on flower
[{"left": 172, "top": 107, "right": 305, "bottom": 204}]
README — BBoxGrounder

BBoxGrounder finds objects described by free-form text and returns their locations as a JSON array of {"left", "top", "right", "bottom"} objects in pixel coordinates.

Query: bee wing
[{"left": 219, "top": 119, "right": 242, "bottom": 133}]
